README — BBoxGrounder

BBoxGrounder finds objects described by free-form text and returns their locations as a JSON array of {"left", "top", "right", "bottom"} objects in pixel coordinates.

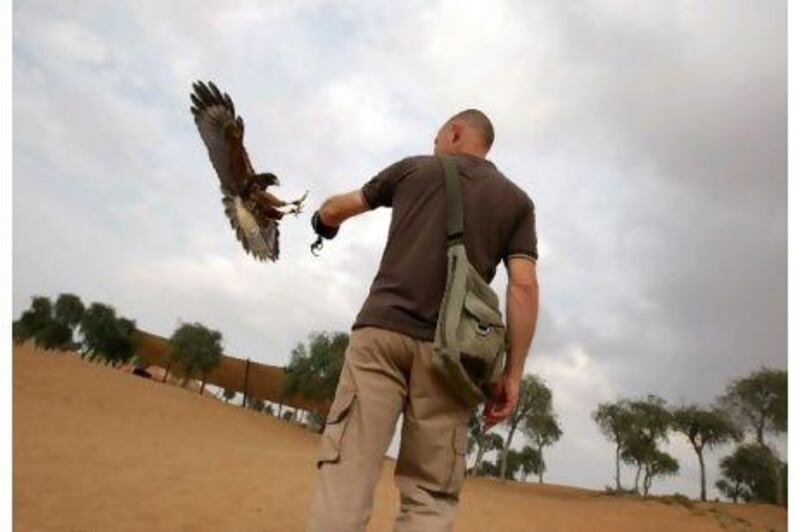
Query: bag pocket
[
  {"left": 457, "top": 291, "right": 506, "bottom": 380},
  {"left": 447, "top": 423, "right": 469, "bottom": 494},
  {"left": 317, "top": 388, "right": 357, "bottom": 468}
]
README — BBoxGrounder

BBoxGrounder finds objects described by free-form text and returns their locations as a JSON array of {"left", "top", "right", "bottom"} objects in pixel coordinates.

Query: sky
[{"left": 12, "top": 0, "right": 787, "bottom": 499}]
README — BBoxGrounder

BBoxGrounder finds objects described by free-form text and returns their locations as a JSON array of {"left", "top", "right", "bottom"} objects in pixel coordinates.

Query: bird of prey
[{"left": 190, "top": 80, "right": 307, "bottom": 261}]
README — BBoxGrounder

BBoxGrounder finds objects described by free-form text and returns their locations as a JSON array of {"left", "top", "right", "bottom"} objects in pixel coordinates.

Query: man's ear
[{"left": 451, "top": 121, "right": 462, "bottom": 143}]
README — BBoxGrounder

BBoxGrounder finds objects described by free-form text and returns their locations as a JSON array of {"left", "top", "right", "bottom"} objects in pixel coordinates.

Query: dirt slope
[{"left": 13, "top": 343, "right": 787, "bottom": 531}]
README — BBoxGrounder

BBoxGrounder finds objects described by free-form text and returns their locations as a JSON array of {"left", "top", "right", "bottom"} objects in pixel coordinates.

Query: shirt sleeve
[
  {"left": 502, "top": 197, "right": 538, "bottom": 265},
  {"left": 360, "top": 157, "right": 419, "bottom": 209}
]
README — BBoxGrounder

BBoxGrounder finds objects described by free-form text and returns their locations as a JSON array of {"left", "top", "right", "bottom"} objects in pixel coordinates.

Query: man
[{"left": 307, "top": 110, "right": 539, "bottom": 531}]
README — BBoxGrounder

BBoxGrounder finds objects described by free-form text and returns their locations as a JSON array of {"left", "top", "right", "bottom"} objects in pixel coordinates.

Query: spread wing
[
  {"left": 190, "top": 81, "right": 253, "bottom": 195},
  {"left": 190, "top": 81, "right": 279, "bottom": 261}
]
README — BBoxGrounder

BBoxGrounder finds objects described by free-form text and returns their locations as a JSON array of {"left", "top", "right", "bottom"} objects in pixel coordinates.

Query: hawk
[{"left": 190, "top": 80, "right": 307, "bottom": 261}]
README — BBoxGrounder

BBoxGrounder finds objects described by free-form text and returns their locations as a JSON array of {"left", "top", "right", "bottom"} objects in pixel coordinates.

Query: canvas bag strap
[{"left": 441, "top": 156, "right": 464, "bottom": 247}]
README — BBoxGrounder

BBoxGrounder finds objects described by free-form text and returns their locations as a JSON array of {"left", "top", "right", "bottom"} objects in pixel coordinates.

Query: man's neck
[{"left": 451, "top": 147, "right": 487, "bottom": 159}]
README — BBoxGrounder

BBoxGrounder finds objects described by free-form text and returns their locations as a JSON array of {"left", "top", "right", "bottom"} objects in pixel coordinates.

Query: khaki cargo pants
[{"left": 307, "top": 326, "right": 472, "bottom": 532}]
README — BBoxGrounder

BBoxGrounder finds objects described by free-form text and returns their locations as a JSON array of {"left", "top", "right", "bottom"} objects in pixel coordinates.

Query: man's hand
[{"left": 482, "top": 371, "right": 520, "bottom": 432}]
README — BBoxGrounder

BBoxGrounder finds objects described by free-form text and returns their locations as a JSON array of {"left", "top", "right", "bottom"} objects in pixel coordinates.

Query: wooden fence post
[
  {"left": 242, "top": 357, "right": 251, "bottom": 407},
  {"left": 162, "top": 358, "right": 172, "bottom": 383}
]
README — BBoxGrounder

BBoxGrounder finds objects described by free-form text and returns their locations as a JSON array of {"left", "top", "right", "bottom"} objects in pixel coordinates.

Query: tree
[
  {"left": 717, "top": 367, "right": 787, "bottom": 505},
  {"left": 469, "top": 425, "right": 504, "bottom": 477},
  {"left": 717, "top": 443, "right": 784, "bottom": 504},
  {"left": 222, "top": 388, "right": 236, "bottom": 403},
  {"left": 282, "top": 331, "right": 349, "bottom": 403},
  {"left": 671, "top": 404, "right": 742, "bottom": 501},
  {"left": 168, "top": 322, "right": 223, "bottom": 392},
  {"left": 717, "top": 367, "right": 787, "bottom": 446},
  {"left": 13, "top": 296, "right": 54, "bottom": 344},
  {"left": 620, "top": 395, "right": 672, "bottom": 494},
  {"left": 592, "top": 400, "right": 634, "bottom": 490},
  {"left": 502, "top": 448, "right": 524, "bottom": 480},
  {"left": 518, "top": 445, "right": 543, "bottom": 481},
  {"left": 498, "top": 374, "right": 549, "bottom": 480},
  {"left": 13, "top": 296, "right": 70, "bottom": 350},
  {"left": 79, "top": 303, "right": 137, "bottom": 365},
  {"left": 522, "top": 391, "right": 562, "bottom": 483},
  {"left": 33, "top": 320, "right": 73, "bottom": 350},
  {"left": 54, "top": 293, "right": 85, "bottom": 341},
  {"left": 249, "top": 398, "right": 266, "bottom": 413},
  {"left": 466, "top": 409, "right": 500, "bottom": 476},
  {"left": 14, "top": 294, "right": 86, "bottom": 351},
  {"left": 479, "top": 460, "right": 500, "bottom": 477},
  {"left": 642, "top": 449, "right": 679, "bottom": 495}
]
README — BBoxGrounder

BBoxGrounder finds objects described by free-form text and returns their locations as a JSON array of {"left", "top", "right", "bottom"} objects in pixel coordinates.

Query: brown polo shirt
[{"left": 351, "top": 153, "right": 537, "bottom": 342}]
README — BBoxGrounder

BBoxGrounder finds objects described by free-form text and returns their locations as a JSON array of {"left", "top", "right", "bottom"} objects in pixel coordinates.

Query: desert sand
[{"left": 13, "top": 342, "right": 787, "bottom": 531}]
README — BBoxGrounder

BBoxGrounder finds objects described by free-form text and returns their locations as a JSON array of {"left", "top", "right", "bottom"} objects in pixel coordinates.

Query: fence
[{"left": 132, "top": 329, "right": 331, "bottom": 416}]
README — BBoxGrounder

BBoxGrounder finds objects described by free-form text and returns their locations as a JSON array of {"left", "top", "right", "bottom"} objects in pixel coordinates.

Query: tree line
[
  {"left": 592, "top": 367, "right": 786, "bottom": 505},
  {"left": 13, "top": 293, "right": 224, "bottom": 391},
  {"left": 14, "top": 295, "right": 787, "bottom": 504}
]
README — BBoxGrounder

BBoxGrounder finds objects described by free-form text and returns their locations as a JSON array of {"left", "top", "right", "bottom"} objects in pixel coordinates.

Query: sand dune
[{"left": 13, "top": 343, "right": 787, "bottom": 531}]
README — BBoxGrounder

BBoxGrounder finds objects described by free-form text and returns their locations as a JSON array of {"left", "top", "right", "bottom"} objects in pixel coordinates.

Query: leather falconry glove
[{"left": 310, "top": 211, "right": 339, "bottom": 256}]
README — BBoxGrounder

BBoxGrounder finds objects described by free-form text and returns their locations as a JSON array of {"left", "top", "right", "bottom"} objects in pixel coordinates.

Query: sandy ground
[{"left": 13, "top": 342, "right": 787, "bottom": 532}]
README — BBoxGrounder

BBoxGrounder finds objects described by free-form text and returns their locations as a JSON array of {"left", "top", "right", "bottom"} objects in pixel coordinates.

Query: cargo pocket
[
  {"left": 317, "top": 388, "right": 357, "bottom": 468},
  {"left": 446, "top": 423, "right": 468, "bottom": 494}
]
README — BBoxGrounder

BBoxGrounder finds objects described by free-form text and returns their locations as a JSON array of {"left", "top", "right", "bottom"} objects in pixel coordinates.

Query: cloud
[{"left": 13, "top": 0, "right": 786, "bottom": 498}]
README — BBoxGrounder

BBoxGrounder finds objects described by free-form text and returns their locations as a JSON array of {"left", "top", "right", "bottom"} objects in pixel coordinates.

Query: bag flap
[{"left": 463, "top": 291, "right": 504, "bottom": 327}]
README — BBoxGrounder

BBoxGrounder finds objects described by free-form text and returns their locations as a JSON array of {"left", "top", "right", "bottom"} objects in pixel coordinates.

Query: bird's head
[{"left": 254, "top": 173, "right": 280, "bottom": 189}]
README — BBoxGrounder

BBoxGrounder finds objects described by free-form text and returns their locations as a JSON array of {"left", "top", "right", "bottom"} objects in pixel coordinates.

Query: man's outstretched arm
[{"left": 318, "top": 189, "right": 370, "bottom": 227}]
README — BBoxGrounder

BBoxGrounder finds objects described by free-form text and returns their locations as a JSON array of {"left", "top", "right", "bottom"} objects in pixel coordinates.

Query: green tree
[
  {"left": 13, "top": 296, "right": 54, "bottom": 345},
  {"left": 716, "top": 443, "right": 784, "bottom": 504},
  {"left": 54, "top": 293, "right": 85, "bottom": 334},
  {"left": 502, "top": 448, "right": 524, "bottom": 480},
  {"left": 479, "top": 459, "right": 500, "bottom": 477},
  {"left": 79, "top": 302, "right": 136, "bottom": 365},
  {"left": 518, "top": 445, "right": 543, "bottom": 481},
  {"left": 717, "top": 367, "right": 787, "bottom": 446},
  {"left": 283, "top": 331, "right": 349, "bottom": 403},
  {"left": 467, "top": 408, "right": 504, "bottom": 476},
  {"left": 168, "top": 322, "right": 223, "bottom": 393},
  {"left": 671, "top": 404, "right": 742, "bottom": 501},
  {"left": 620, "top": 395, "right": 672, "bottom": 494},
  {"left": 592, "top": 400, "right": 634, "bottom": 491},
  {"left": 717, "top": 367, "right": 787, "bottom": 505},
  {"left": 222, "top": 388, "right": 236, "bottom": 403},
  {"left": 498, "top": 374, "right": 549, "bottom": 480},
  {"left": 642, "top": 449, "right": 679, "bottom": 495},
  {"left": 33, "top": 320, "right": 73, "bottom": 350},
  {"left": 522, "top": 391, "right": 562, "bottom": 483},
  {"left": 249, "top": 398, "right": 265, "bottom": 413},
  {"left": 14, "top": 294, "right": 87, "bottom": 351}
]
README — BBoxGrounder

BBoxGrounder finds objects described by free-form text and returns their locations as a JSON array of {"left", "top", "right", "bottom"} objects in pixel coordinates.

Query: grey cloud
[{"left": 13, "top": 0, "right": 786, "bottom": 499}]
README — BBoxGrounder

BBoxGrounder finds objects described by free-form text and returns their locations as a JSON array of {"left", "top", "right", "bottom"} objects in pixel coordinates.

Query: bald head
[
  {"left": 447, "top": 109, "right": 494, "bottom": 149},
  {"left": 434, "top": 109, "right": 495, "bottom": 157}
]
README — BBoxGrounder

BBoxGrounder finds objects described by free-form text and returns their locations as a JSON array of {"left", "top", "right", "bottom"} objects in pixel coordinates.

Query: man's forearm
[
  {"left": 318, "top": 190, "right": 369, "bottom": 227},
  {"left": 504, "top": 280, "right": 539, "bottom": 379}
]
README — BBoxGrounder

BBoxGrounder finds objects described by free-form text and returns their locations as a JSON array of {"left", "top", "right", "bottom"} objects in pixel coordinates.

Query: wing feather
[{"left": 222, "top": 196, "right": 280, "bottom": 261}]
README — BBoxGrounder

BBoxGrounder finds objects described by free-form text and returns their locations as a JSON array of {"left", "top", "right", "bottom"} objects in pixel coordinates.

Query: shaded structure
[{"left": 133, "top": 330, "right": 330, "bottom": 416}]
